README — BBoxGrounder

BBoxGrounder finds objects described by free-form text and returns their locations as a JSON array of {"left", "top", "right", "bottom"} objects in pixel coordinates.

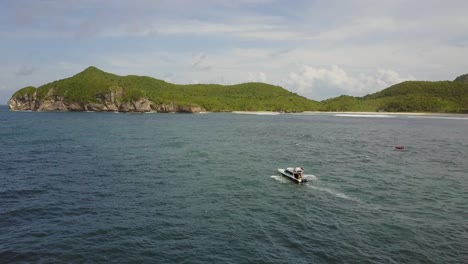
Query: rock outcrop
[
  {"left": 8, "top": 91, "right": 37, "bottom": 111},
  {"left": 8, "top": 88, "right": 205, "bottom": 113}
]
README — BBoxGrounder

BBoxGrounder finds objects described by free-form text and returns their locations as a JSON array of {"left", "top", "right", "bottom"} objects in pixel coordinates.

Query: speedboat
[{"left": 278, "top": 167, "right": 307, "bottom": 183}]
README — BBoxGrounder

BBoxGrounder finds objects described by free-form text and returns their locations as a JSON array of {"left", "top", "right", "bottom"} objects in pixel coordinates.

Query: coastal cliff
[{"left": 8, "top": 87, "right": 205, "bottom": 113}]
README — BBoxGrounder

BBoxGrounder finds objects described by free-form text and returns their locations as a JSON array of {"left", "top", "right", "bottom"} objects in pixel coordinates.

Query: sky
[{"left": 1, "top": 0, "right": 468, "bottom": 104}]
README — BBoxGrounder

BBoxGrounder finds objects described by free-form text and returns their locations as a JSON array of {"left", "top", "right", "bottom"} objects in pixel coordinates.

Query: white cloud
[
  {"left": 312, "top": 16, "right": 398, "bottom": 41},
  {"left": 283, "top": 65, "right": 415, "bottom": 100},
  {"left": 247, "top": 72, "right": 267, "bottom": 83},
  {"left": 136, "top": 18, "right": 303, "bottom": 40}
]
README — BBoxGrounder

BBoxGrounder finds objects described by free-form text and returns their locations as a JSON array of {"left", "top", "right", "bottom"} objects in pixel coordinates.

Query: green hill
[
  {"left": 454, "top": 73, "right": 468, "bottom": 83},
  {"left": 9, "top": 67, "right": 468, "bottom": 113},
  {"left": 320, "top": 76, "right": 468, "bottom": 113},
  {"left": 9, "top": 66, "right": 320, "bottom": 112}
]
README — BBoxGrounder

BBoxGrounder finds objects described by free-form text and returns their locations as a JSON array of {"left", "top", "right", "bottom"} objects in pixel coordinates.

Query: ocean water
[{"left": 1, "top": 106, "right": 467, "bottom": 263}]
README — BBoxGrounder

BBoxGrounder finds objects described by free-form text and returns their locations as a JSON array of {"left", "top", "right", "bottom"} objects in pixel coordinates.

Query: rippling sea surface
[{"left": 1, "top": 106, "right": 467, "bottom": 263}]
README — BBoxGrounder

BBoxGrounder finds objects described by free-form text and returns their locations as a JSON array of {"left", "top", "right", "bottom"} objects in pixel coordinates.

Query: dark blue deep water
[{"left": 1, "top": 106, "right": 467, "bottom": 263}]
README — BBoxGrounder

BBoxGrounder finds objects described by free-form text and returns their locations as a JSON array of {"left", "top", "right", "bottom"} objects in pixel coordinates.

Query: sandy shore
[
  {"left": 302, "top": 111, "right": 448, "bottom": 116},
  {"left": 232, "top": 111, "right": 467, "bottom": 116}
]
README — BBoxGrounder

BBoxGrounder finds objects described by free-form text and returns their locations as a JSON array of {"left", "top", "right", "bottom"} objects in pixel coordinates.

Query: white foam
[
  {"left": 270, "top": 175, "right": 288, "bottom": 183},
  {"left": 288, "top": 112, "right": 324, "bottom": 116},
  {"left": 407, "top": 116, "right": 468, "bottom": 120},
  {"left": 232, "top": 111, "right": 280, "bottom": 115},
  {"left": 335, "top": 114, "right": 395, "bottom": 118},
  {"left": 307, "top": 185, "right": 358, "bottom": 201},
  {"left": 303, "top": 174, "right": 318, "bottom": 181},
  {"left": 272, "top": 174, "right": 317, "bottom": 183}
]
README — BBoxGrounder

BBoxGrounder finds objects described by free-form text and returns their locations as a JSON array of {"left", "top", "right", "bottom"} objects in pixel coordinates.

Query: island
[
  {"left": 8, "top": 66, "right": 318, "bottom": 113},
  {"left": 8, "top": 66, "right": 468, "bottom": 113}
]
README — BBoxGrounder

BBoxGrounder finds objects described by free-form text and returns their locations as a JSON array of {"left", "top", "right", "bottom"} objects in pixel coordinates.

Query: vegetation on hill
[
  {"left": 320, "top": 79, "right": 468, "bottom": 113},
  {"left": 10, "top": 67, "right": 468, "bottom": 113},
  {"left": 454, "top": 73, "right": 468, "bottom": 83},
  {"left": 12, "top": 86, "right": 37, "bottom": 98},
  {"left": 319, "top": 95, "right": 379, "bottom": 112},
  {"left": 30, "top": 66, "right": 320, "bottom": 112}
]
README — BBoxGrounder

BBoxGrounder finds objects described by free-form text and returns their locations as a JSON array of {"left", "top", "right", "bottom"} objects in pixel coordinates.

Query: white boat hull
[{"left": 278, "top": 168, "right": 307, "bottom": 184}]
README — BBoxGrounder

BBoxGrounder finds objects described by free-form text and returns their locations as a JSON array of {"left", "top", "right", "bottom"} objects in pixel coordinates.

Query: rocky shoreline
[{"left": 8, "top": 89, "right": 205, "bottom": 113}]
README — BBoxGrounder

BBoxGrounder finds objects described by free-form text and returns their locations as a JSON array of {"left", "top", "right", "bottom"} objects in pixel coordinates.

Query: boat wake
[
  {"left": 270, "top": 175, "right": 289, "bottom": 183},
  {"left": 271, "top": 174, "right": 318, "bottom": 184},
  {"left": 271, "top": 174, "right": 358, "bottom": 201},
  {"left": 303, "top": 174, "right": 318, "bottom": 181},
  {"left": 307, "top": 185, "right": 358, "bottom": 201}
]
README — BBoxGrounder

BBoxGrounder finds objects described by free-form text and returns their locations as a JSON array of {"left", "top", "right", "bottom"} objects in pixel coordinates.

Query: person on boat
[{"left": 293, "top": 167, "right": 303, "bottom": 180}]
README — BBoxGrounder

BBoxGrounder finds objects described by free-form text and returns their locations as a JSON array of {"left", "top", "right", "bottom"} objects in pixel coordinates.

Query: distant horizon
[{"left": 1, "top": 0, "right": 468, "bottom": 104}]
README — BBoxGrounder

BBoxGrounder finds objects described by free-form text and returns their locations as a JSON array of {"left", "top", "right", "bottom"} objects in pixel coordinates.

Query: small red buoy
[{"left": 395, "top": 146, "right": 405, "bottom": 150}]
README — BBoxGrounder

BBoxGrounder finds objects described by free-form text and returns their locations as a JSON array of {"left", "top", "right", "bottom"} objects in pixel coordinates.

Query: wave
[
  {"left": 407, "top": 116, "right": 468, "bottom": 120},
  {"left": 232, "top": 111, "right": 280, "bottom": 115},
  {"left": 335, "top": 114, "right": 395, "bottom": 118},
  {"left": 288, "top": 112, "right": 324, "bottom": 116},
  {"left": 0, "top": 188, "right": 45, "bottom": 199}
]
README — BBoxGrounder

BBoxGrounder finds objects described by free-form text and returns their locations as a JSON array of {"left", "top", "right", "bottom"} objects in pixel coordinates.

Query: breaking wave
[
  {"left": 232, "top": 111, "right": 280, "bottom": 115},
  {"left": 335, "top": 114, "right": 395, "bottom": 118},
  {"left": 407, "top": 116, "right": 468, "bottom": 120}
]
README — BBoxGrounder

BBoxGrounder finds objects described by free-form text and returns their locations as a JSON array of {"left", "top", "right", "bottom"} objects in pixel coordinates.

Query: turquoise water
[{"left": 1, "top": 106, "right": 467, "bottom": 263}]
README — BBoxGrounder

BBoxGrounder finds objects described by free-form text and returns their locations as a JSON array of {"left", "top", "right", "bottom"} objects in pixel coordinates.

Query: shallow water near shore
[{"left": 1, "top": 106, "right": 467, "bottom": 263}]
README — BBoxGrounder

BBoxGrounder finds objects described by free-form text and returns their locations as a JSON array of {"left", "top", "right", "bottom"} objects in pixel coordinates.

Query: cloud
[
  {"left": 312, "top": 16, "right": 398, "bottom": 41},
  {"left": 4, "top": 0, "right": 467, "bottom": 45},
  {"left": 15, "top": 65, "right": 38, "bottom": 76},
  {"left": 2, "top": 0, "right": 468, "bottom": 104},
  {"left": 283, "top": 65, "right": 415, "bottom": 100},
  {"left": 2, "top": 1, "right": 294, "bottom": 40},
  {"left": 190, "top": 53, "right": 212, "bottom": 71},
  {"left": 149, "top": 18, "right": 301, "bottom": 40},
  {"left": 247, "top": 72, "right": 267, "bottom": 83}
]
